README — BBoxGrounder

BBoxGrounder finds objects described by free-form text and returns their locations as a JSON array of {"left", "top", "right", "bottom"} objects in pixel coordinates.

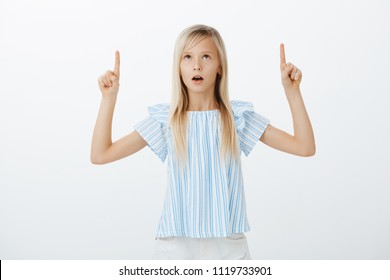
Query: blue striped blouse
[{"left": 134, "top": 100, "right": 270, "bottom": 238}]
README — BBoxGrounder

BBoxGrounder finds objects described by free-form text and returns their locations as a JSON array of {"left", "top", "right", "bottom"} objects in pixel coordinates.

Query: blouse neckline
[{"left": 186, "top": 109, "right": 220, "bottom": 113}]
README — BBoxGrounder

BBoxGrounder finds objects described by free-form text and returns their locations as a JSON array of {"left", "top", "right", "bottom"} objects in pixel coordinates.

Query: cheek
[
  {"left": 179, "top": 70, "right": 189, "bottom": 86},
  {"left": 180, "top": 65, "right": 189, "bottom": 78}
]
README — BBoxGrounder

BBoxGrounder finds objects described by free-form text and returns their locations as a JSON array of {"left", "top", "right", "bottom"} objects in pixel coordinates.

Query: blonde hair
[{"left": 169, "top": 24, "right": 239, "bottom": 165}]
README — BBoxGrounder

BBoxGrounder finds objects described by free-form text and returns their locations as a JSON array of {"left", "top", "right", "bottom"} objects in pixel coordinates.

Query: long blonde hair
[{"left": 169, "top": 24, "right": 239, "bottom": 164}]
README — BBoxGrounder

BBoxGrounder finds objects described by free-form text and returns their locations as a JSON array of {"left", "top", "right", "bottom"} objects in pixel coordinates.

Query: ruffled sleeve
[
  {"left": 133, "top": 103, "right": 170, "bottom": 163},
  {"left": 231, "top": 100, "right": 270, "bottom": 156}
]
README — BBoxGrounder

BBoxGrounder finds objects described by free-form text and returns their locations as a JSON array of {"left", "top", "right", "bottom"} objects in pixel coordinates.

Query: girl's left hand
[{"left": 280, "top": 43, "right": 302, "bottom": 89}]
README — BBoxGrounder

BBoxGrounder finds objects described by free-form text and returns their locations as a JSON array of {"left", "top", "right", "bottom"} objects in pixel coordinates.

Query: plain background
[{"left": 1, "top": 0, "right": 389, "bottom": 259}]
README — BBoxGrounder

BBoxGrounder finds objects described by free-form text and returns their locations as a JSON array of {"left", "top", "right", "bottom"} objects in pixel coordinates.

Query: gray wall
[{"left": 1, "top": 0, "right": 389, "bottom": 259}]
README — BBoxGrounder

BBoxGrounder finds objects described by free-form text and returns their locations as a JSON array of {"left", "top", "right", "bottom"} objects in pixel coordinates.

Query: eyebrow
[{"left": 182, "top": 51, "right": 215, "bottom": 55}]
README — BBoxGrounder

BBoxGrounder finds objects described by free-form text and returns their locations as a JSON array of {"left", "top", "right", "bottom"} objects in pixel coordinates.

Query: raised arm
[
  {"left": 260, "top": 44, "right": 315, "bottom": 157},
  {"left": 90, "top": 51, "right": 147, "bottom": 164}
]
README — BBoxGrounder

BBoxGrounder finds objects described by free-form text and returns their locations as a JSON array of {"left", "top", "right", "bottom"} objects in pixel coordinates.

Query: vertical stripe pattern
[{"left": 134, "top": 100, "right": 270, "bottom": 238}]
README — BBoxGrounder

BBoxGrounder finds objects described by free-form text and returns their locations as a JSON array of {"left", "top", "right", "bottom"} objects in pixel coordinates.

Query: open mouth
[{"left": 192, "top": 75, "right": 204, "bottom": 81}]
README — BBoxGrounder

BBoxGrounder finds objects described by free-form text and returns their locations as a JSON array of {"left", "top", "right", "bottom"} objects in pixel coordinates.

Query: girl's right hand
[{"left": 97, "top": 50, "right": 120, "bottom": 97}]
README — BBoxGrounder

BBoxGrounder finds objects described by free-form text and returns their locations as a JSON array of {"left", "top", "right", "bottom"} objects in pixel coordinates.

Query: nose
[{"left": 193, "top": 57, "right": 201, "bottom": 71}]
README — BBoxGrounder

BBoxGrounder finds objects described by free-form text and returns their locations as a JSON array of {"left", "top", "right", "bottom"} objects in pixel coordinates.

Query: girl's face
[{"left": 180, "top": 36, "right": 222, "bottom": 97}]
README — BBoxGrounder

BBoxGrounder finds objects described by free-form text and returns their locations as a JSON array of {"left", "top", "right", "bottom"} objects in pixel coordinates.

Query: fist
[
  {"left": 280, "top": 44, "right": 302, "bottom": 89},
  {"left": 97, "top": 50, "right": 120, "bottom": 97}
]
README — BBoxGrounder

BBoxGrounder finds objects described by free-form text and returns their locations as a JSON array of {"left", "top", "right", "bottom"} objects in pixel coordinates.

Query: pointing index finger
[
  {"left": 280, "top": 43, "right": 286, "bottom": 69},
  {"left": 114, "top": 50, "right": 120, "bottom": 79}
]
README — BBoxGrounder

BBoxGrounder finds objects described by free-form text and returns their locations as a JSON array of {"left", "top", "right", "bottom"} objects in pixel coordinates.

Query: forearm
[
  {"left": 90, "top": 96, "right": 118, "bottom": 162},
  {"left": 285, "top": 87, "right": 316, "bottom": 155}
]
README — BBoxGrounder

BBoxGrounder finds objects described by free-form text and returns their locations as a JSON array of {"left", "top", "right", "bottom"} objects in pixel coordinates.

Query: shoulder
[
  {"left": 230, "top": 100, "right": 256, "bottom": 132},
  {"left": 230, "top": 100, "right": 269, "bottom": 132},
  {"left": 230, "top": 100, "right": 255, "bottom": 116},
  {"left": 147, "top": 103, "right": 170, "bottom": 125}
]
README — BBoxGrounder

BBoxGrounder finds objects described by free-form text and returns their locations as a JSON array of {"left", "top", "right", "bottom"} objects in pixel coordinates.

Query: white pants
[{"left": 152, "top": 233, "right": 251, "bottom": 260}]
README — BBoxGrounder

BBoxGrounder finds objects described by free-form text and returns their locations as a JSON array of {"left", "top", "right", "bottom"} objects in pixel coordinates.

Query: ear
[{"left": 218, "top": 66, "right": 222, "bottom": 75}]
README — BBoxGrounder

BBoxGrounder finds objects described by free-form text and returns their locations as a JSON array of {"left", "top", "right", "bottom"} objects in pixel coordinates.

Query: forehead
[{"left": 183, "top": 36, "right": 218, "bottom": 54}]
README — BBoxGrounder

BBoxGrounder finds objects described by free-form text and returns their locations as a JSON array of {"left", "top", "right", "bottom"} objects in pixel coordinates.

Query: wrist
[
  {"left": 102, "top": 94, "right": 118, "bottom": 102},
  {"left": 284, "top": 84, "right": 300, "bottom": 94}
]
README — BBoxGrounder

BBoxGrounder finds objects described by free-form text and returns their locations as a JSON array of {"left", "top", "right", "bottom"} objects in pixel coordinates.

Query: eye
[
  {"left": 203, "top": 54, "right": 210, "bottom": 60},
  {"left": 183, "top": 55, "right": 191, "bottom": 60}
]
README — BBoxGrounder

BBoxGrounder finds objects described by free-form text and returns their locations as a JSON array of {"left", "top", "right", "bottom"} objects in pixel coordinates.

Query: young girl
[{"left": 91, "top": 24, "right": 315, "bottom": 260}]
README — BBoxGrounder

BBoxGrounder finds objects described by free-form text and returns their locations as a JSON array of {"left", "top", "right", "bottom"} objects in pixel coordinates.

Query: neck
[
  {"left": 187, "top": 101, "right": 219, "bottom": 111},
  {"left": 187, "top": 93, "right": 219, "bottom": 111}
]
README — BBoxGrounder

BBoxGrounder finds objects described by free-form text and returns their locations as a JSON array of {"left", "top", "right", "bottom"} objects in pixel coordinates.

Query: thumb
[
  {"left": 109, "top": 76, "right": 119, "bottom": 88},
  {"left": 109, "top": 75, "right": 119, "bottom": 83},
  {"left": 282, "top": 63, "right": 293, "bottom": 77}
]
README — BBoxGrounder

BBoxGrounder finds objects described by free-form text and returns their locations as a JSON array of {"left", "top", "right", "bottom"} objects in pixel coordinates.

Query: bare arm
[
  {"left": 90, "top": 51, "right": 147, "bottom": 164},
  {"left": 260, "top": 89, "right": 315, "bottom": 157},
  {"left": 260, "top": 44, "right": 315, "bottom": 157}
]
